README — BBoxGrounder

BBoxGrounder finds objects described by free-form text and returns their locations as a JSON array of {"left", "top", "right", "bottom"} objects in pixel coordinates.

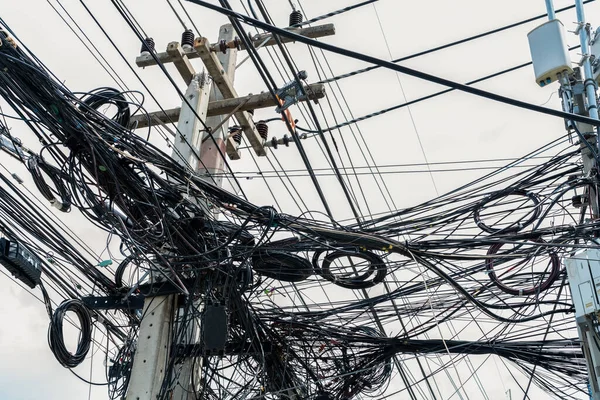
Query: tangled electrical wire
[
  {"left": 0, "top": 18, "right": 597, "bottom": 400},
  {"left": 48, "top": 299, "right": 93, "bottom": 368}
]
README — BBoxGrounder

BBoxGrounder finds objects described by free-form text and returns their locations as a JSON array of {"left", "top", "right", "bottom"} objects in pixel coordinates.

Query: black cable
[
  {"left": 0, "top": 12, "right": 596, "bottom": 398},
  {"left": 473, "top": 189, "right": 541, "bottom": 234},
  {"left": 317, "top": 0, "right": 595, "bottom": 84},
  {"left": 26, "top": 156, "right": 72, "bottom": 212},
  {"left": 289, "top": 0, "right": 378, "bottom": 28},
  {"left": 185, "top": 0, "right": 600, "bottom": 128},
  {"left": 485, "top": 239, "right": 560, "bottom": 296},
  {"left": 313, "top": 249, "right": 387, "bottom": 289},
  {"left": 252, "top": 250, "right": 313, "bottom": 282},
  {"left": 79, "top": 88, "right": 131, "bottom": 127},
  {"left": 48, "top": 299, "right": 93, "bottom": 368}
]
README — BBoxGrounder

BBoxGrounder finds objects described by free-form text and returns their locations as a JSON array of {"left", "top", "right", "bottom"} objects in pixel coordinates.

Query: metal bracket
[
  {"left": 275, "top": 71, "right": 309, "bottom": 113},
  {"left": 83, "top": 295, "right": 145, "bottom": 310},
  {"left": 0, "top": 133, "right": 25, "bottom": 159},
  {"left": 573, "top": 21, "right": 589, "bottom": 35},
  {"left": 82, "top": 278, "right": 199, "bottom": 310},
  {"left": 579, "top": 53, "right": 592, "bottom": 67},
  {"left": 172, "top": 341, "right": 273, "bottom": 358}
]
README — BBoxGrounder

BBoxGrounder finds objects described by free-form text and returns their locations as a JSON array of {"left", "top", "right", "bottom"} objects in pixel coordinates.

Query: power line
[
  {"left": 317, "top": 0, "right": 595, "bottom": 85},
  {"left": 188, "top": 0, "right": 600, "bottom": 127},
  {"left": 372, "top": 2, "right": 439, "bottom": 196}
]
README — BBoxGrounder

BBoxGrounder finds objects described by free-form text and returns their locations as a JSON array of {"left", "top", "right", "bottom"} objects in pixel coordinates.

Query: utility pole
[
  {"left": 171, "top": 24, "right": 239, "bottom": 400},
  {"left": 126, "top": 37, "right": 214, "bottom": 399},
  {"left": 126, "top": 295, "right": 176, "bottom": 399},
  {"left": 124, "top": 16, "right": 335, "bottom": 399},
  {"left": 529, "top": 1, "right": 600, "bottom": 399},
  {"left": 565, "top": 2, "right": 600, "bottom": 399},
  {"left": 198, "top": 24, "right": 238, "bottom": 189}
]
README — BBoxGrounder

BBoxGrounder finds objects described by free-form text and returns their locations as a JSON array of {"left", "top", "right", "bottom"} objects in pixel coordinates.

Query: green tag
[{"left": 98, "top": 260, "right": 113, "bottom": 267}]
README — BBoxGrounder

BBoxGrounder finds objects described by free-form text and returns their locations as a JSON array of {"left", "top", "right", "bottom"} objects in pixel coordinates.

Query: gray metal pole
[
  {"left": 573, "top": 0, "right": 600, "bottom": 218},
  {"left": 563, "top": 4, "right": 600, "bottom": 400},
  {"left": 545, "top": 0, "right": 556, "bottom": 20},
  {"left": 575, "top": 0, "right": 600, "bottom": 124}
]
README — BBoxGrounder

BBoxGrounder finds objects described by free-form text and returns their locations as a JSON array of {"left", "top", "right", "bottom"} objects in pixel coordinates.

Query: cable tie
[
  {"left": 51, "top": 199, "right": 64, "bottom": 211},
  {"left": 98, "top": 260, "right": 113, "bottom": 267}
]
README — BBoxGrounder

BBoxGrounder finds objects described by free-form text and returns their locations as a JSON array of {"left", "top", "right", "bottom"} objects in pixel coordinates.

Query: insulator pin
[
  {"left": 140, "top": 37, "right": 155, "bottom": 55},
  {"left": 289, "top": 10, "right": 303, "bottom": 26},
  {"left": 255, "top": 121, "right": 269, "bottom": 140},
  {"left": 229, "top": 126, "right": 242, "bottom": 145},
  {"left": 181, "top": 29, "right": 194, "bottom": 48}
]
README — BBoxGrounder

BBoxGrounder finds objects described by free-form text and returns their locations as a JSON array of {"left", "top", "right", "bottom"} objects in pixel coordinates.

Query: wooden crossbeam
[
  {"left": 135, "top": 24, "right": 335, "bottom": 68},
  {"left": 244, "top": 24, "right": 335, "bottom": 49},
  {"left": 129, "top": 83, "right": 325, "bottom": 129},
  {"left": 166, "top": 42, "right": 196, "bottom": 84},
  {"left": 194, "top": 37, "right": 266, "bottom": 157}
]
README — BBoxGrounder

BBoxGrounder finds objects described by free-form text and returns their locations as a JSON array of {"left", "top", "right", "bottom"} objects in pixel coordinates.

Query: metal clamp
[{"left": 275, "top": 70, "right": 309, "bottom": 113}]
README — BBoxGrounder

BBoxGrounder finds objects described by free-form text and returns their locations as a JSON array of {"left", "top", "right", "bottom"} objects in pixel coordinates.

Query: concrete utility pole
[
  {"left": 172, "top": 24, "right": 238, "bottom": 400},
  {"left": 170, "top": 66, "right": 214, "bottom": 400},
  {"left": 172, "top": 71, "right": 212, "bottom": 171},
  {"left": 124, "top": 18, "right": 335, "bottom": 399},
  {"left": 126, "top": 295, "right": 176, "bottom": 399},
  {"left": 199, "top": 24, "right": 239, "bottom": 188},
  {"left": 126, "top": 50, "right": 213, "bottom": 400}
]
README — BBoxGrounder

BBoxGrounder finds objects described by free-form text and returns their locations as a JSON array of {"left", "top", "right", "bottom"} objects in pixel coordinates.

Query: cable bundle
[
  {"left": 0, "top": 9, "right": 596, "bottom": 400},
  {"left": 48, "top": 299, "right": 92, "bottom": 368}
]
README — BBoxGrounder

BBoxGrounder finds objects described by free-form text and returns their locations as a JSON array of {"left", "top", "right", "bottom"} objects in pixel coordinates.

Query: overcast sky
[{"left": 0, "top": 0, "right": 597, "bottom": 399}]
